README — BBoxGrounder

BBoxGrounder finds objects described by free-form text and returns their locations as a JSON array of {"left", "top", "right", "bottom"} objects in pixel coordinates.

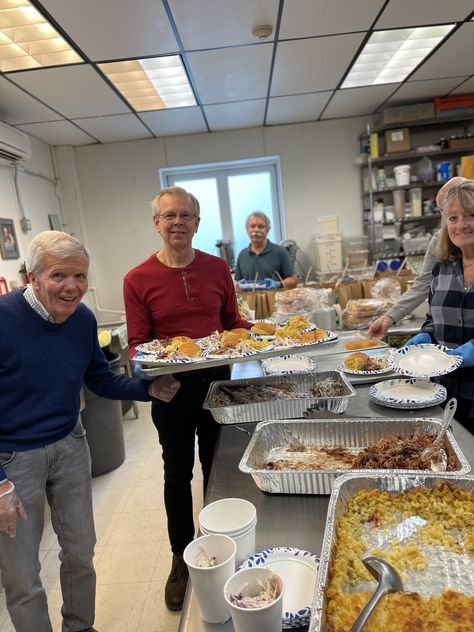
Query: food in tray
[
  {"left": 325, "top": 484, "right": 474, "bottom": 632},
  {"left": 344, "top": 352, "right": 389, "bottom": 372},
  {"left": 250, "top": 321, "right": 276, "bottom": 335},
  {"left": 229, "top": 574, "right": 281, "bottom": 608},
  {"left": 230, "top": 327, "right": 250, "bottom": 340},
  {"left": 344, "top": 338, "right": 379, "bottom": 351},
  {"left": 264, "top": 432, "right": 456, "bottom": 472},
  {"left": 212, "top": 376, "right": 345, "bottom": 406}
]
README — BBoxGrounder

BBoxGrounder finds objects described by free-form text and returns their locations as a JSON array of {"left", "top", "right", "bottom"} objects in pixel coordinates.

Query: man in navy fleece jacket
[{"left": 0, "top": 231, "right": 161, "bottom": 632}]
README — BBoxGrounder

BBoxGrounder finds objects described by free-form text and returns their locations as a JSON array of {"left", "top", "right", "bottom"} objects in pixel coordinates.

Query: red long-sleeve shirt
[{"left": 124, "top": 250, "right": 251, "bottom": 355}]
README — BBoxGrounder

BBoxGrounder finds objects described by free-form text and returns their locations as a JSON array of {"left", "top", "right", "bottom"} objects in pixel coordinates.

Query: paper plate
[
  {"left": 369, "top": 378, "right": 447, "bottom": 409},
  {"left": 261, "top": 354, "right": 317, "bottom": 375},
  {"left": 390, "top": 344, "right": 463, "bottom": 378},
  {"left": 240, "top": 547, "right": 319, "bottom": 629}
]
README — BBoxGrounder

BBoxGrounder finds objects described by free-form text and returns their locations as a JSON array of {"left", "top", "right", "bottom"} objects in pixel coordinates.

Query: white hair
[{"left": 26, "top": 231, "right": 90, "bottom": 274}]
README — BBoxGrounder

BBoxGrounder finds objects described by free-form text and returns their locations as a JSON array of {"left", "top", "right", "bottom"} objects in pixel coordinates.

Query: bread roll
[
  {"left": 230, "top": 328, "right": 249, "bottom": 340},
  {"left": 179, "top": 341, "right": 201, "bottom": 358},
  {"left": 170, "top": 335, "right": 193, "bottom": 349},
  {"left": 220, "top": 331, "right": 241, "bottom": 348},
  {"left": 250, "top": 322, "right": 275, "bottom": 335}
]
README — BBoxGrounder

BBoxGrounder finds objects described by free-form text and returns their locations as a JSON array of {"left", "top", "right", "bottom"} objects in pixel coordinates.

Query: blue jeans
[{"left": 0, "top": 420, "right": 96, "bottom": 632}]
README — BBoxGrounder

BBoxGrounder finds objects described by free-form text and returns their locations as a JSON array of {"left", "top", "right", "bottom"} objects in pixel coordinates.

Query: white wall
[
  {"left": 0, "top": 137, "right": 62, "bottom": 288},
  {"left": 68, "top": 115, "right": 368, "bottom": 312}
]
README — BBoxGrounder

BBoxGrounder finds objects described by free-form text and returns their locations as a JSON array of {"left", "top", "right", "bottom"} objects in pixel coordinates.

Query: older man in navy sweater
[{"left": 0, "top": 231, "right": 161, "bottom": 632}]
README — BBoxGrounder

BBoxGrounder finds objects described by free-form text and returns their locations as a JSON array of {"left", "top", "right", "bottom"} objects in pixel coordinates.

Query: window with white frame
[{"left": 159, "top": 156, "right": 286, "bottom": 269}]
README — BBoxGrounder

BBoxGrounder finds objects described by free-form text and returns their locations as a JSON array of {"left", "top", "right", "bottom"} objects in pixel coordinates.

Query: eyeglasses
[{"left": 157, "top": 213, "right": 197, "bottom": 223}]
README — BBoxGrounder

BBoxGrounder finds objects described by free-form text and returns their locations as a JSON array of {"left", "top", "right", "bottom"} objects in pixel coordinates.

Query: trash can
[{"left": 81, "top": 353, "right": 125, "bottom": 477}]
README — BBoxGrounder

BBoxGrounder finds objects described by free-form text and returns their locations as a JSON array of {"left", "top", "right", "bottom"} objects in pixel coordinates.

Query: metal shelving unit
[{"left": 361, "top": 116, "right": 474, "bottom": 260}]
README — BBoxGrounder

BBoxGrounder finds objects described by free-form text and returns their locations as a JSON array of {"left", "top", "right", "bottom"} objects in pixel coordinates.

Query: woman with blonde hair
[{"left": 405, "top": 180, "right": 474, "bottom": 427}]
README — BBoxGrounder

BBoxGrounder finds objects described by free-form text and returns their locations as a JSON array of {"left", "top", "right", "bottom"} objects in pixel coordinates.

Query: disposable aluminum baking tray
[
  {"left": 310, "top": 473, "right": 474, "bottom": 632},
  {"left": 202, "top": 371, "right": 356, "bottom": 424},
  {"left": 238, "top": 419, "right": 471, "bottom": 495}
]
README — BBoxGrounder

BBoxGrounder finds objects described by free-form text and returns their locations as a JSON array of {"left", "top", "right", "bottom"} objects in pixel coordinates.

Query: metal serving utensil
[
  {"left": 420, "top": 398, "right": 457, "bottom": 472},
  {"left": 348, "top": 557, "right": 404, "bottom": 632}
]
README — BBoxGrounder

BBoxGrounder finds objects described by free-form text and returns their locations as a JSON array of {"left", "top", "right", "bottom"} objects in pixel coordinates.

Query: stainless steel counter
[{"left": 179, "top": 365, "right": 474, "bottom": 632}]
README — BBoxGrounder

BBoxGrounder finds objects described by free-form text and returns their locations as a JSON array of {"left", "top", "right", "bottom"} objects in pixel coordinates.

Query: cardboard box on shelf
[
  {"left": 384, "top": 128, "right": 411, "bottom": 154},
  {"left": 448, "top": 137, "right": 474, "bottom": 150},
  {"left": 379, "top": 102, "right": 435, "bottom": 126}
]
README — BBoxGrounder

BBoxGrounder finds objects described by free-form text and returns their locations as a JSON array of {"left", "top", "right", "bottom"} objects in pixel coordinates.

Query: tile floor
[{"left": 0, "top": 401, "right": 203, "bottom": 632}]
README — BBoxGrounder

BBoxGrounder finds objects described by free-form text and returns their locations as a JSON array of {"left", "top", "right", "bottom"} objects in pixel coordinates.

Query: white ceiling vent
[{"left": 0, "top": 121, "right": 32, "bottom": 165}]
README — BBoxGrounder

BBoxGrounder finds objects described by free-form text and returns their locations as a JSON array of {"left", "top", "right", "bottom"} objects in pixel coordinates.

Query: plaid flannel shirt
[{"left": 421, "top": 260, "right": 474, "bottom": 418}]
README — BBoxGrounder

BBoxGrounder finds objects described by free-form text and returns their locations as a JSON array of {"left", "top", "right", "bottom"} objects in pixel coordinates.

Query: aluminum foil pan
[
  {"left": 238, "top": 419, "right": 471, "bottom": 495},
  {"left": 310, "top": 473, "right": 474, "bottom": 632},
  {"left": 202, "top": 371, "right": 356, "bottom": 424}
]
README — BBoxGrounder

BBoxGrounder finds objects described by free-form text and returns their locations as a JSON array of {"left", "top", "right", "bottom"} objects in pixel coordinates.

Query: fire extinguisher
[{"left": 0, "top": 277, "right": 9, "bottom": 295}]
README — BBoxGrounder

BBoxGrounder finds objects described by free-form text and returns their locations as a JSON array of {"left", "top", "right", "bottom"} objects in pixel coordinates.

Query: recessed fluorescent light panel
[
  {"left": 0, "top": 0, "right": 82, "bottom": 72},
  {"left": 342, "top": 24, "right": 455, "bottom": 88},
  {"left": 99, "top": 56, "right": 197, "bottom": 111}
]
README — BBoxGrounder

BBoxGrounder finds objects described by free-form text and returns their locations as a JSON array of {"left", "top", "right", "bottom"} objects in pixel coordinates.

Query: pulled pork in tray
[
  {"left": 212, "top": 376, "right": 346, "bottom": 406},
  {"left": 265, "top": 432, "right": 456, "bottom": 471}
]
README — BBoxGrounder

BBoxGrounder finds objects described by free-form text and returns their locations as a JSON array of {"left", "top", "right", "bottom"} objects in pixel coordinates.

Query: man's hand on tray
[{"left": 149, "top": 374, "right": 181, "bottom": 402}]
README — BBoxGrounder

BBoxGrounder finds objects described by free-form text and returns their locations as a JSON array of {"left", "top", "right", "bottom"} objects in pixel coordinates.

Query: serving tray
[
  {"left": 238, "top": 419, "right": 470, "bottom": 495},
  {"left": 203, "top": 371, "right": 356, "bottom": 424},
  {"left": 310, "top": 474, "right": 474, "bottom": 632}
]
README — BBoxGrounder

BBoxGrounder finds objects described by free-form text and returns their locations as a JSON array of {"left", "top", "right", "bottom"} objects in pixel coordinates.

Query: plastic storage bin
[
  {"left": 402, "top": 235, "right": 431, "bottom": 254},
  {"left": 314, "top": 233, "right": 343, "bottom": 272}
]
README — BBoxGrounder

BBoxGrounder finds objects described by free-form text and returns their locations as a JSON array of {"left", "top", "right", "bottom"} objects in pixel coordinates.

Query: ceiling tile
[
  {"left": 409, "top": 23, "right": 474, "bottom": 81},
  {"left": 280, "top": 0, "right": 385, "bottom": 38},
  {"left": 187, "top": 44, "right": 273, "bottom": 104},
  {"left": 16, "top": 121, "right": 96, "bottom": 146},
  {"left": 385, "top": 77, "right": 470, "bottom": 107},
  {"left": 72, "top": 115, "right": 153, "bottom": 143},
  {"left": 7, "top": 66, "right": 131, "bottom": 118},
  {"left": 169, "top": 0, "right": 279, "bottom": 49},
  {"left": 204, "top": 100, "right": 265, "bottom": 131},
  {"left": 39, "top": 0, "right": 178, "bottom": 60},
  {"left": 322, "top": 85, "right": 397, "bottom": 119},
  {"left": 376, "top": 0, "right": 474, "bottom": 28},
  {"left": 0, "top": 77, "right": 61, "bottom": 125},
  {"left": 450, "top": 76, "right": 474, "bottom": 93},
  {"left": 266, "top": 92, "right": 332, "bottom": 125},
  {"left": 138, "top": 107, "right": 207, "bottom": 137},
  {"left": 270, "top": 33, "right": 365, "bottom": 96}
]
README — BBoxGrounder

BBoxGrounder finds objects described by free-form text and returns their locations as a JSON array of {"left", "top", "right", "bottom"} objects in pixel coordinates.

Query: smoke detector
[{"left": 251, "top": 24, "right": 273, "bottom": 40}]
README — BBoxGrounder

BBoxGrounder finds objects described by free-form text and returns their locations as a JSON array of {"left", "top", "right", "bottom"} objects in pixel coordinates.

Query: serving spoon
[
  {"left": 348, "top": 557, "right": 404, "bottom": 632},
  {"left": 420, "top": 398, "right": 457, "bottom": 472}
]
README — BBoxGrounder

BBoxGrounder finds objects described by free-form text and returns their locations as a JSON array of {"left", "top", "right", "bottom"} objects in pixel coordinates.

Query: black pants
[{"left": 151, "top": 365, "right": 230, "bottom": 554}]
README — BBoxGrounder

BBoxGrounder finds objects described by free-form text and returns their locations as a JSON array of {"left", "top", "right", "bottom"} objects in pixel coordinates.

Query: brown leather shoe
[{"left": 165, "top": 553, "right": 189, "bottom": 611}]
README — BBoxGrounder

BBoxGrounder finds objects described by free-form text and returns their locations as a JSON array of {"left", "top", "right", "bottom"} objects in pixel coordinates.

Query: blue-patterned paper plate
[
  {"left": 239, "top": 547, "right": 319, "bottom": 629},
  {"left": 132, "top": 351, "right": 199, "bottom": 364},
  {"left": 261, "top": 354, "right": 317, "bottom": 376},
  {"left": 390, "top": 344, "right": 463, "bottom": 378},
  {"left": 369, "top": 378, "right": 447, "bottom": 409}
]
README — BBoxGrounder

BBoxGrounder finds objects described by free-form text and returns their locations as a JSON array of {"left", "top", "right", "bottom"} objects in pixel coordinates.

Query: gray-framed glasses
[{"left": 157, "top": 212, "right": 197, "bottom": 223}]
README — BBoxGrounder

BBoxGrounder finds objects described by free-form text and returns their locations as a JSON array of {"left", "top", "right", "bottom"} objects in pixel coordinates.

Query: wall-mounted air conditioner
[{"left": 0, "top": 121, "right": 32, "bottom": 165}]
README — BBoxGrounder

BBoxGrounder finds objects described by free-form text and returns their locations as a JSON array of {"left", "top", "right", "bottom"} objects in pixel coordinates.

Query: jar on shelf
[
  {"left": 374, "top": 199, "right": 385, "bottom": 222},
  {"left": 376, "top": 167, "right": 386, "bottom": 190}
]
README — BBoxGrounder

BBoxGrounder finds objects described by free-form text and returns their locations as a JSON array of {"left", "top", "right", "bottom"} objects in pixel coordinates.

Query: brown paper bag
[{"left": 336, "top": 280, "right": 363, "bottom": 309}]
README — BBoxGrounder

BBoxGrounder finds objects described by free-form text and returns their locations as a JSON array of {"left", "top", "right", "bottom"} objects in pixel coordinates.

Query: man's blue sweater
[{"left": 0, "top": 290, "right": 149, "bottom": 479}]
